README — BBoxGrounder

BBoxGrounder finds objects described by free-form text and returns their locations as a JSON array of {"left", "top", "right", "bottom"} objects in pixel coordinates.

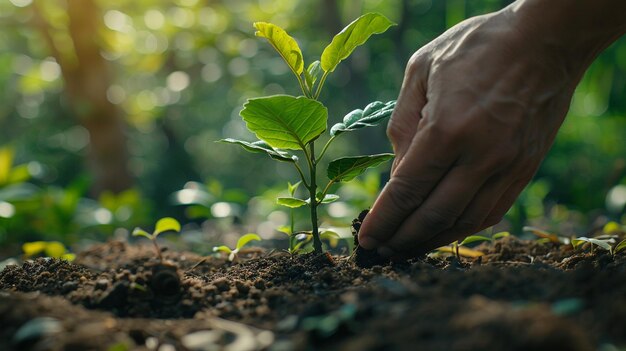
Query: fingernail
[
  {"left": 359, "top": 236, "right": 380, "bottom": 250},
  {"left": 377, "top": 246, "right": 396, "bottom": 258}
]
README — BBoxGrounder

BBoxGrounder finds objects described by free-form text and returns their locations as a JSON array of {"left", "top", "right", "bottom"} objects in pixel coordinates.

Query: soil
[{"left": 1, "top": 226, "right": 626, "bottom": 350}]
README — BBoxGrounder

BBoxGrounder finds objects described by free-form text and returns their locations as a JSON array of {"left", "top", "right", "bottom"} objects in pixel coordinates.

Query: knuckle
[
  {"left": 386, "top": 176, "right": 426, "bottom": 211},
  {"left": 419, "top": 207, "right": 456, "bottom": 232}
]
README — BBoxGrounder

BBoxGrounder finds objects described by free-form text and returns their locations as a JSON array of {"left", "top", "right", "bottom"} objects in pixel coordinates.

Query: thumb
[{"left": 387, "top": 53, "right": 429, "bottom": 173}]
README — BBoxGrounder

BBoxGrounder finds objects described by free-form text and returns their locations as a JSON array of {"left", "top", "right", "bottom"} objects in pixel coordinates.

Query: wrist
[{"left": 505, "top": 0, "right": 626, "bottom": 79}]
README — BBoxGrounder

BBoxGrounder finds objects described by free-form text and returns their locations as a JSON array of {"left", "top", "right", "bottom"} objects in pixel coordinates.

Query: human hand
[{"left": 358, "top": 8, "right": 583, "bottom": 258}]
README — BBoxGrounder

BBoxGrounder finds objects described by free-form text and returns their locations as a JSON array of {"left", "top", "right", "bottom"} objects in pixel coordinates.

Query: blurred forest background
[{"left": 1, "top": 0, "right": 625, "bottom": 256}]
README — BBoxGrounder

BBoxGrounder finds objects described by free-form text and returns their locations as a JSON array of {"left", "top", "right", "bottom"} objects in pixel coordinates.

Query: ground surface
[{"left": 1, "top": 234, "right": 625, "bottom": 351}]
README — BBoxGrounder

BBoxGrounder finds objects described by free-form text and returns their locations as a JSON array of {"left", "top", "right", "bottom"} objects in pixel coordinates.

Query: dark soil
[{"left": 1, "top": 232, "right": 626, "bottom": 350}]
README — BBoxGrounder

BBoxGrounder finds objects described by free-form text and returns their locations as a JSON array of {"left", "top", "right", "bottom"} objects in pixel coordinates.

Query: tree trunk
[{"left": 33, "top": 0, "right": 133, "bottom": 195}]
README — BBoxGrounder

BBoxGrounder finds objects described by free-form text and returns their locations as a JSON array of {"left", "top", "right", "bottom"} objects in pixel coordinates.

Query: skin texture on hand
[{"left": 358, "top": 0, "right": 626, "bottom": 258}]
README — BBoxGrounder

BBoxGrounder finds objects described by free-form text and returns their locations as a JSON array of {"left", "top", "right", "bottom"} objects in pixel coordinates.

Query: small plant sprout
[
  {"left": 213, "top": 233, "right": 262, "bottom": 261},
  {"left": 132, "top": 217, "right": 181, "bottom": 262},
  {"left": 221, "top": 13, "right": 396, "bottom": 254},
  {"left": 439, "top": 232, "right": 510, "bottom": 259},
  {"left": 571, "top": 236, "right": 615, "bottom": 255}
]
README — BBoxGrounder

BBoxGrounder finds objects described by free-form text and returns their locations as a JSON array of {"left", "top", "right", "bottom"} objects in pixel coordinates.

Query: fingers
[
  {"left": 358, "top": 124, "right": 459, "bottom": 249},
  {"left": 481, "top": 176, "right": 532, "bottom": 228},
  {"left": 374, "top": 164, "right": 489, "bottom": 257},
  {"left": 387, "top": 53, "right": 430, "bottom": 173}
]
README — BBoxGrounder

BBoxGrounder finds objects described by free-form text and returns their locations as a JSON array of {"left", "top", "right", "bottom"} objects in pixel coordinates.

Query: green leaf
[
  {"left": 236, "top": 233, "right": 262, "bottom": 250},
  {"left": 277, "top": 197, "right": 308, "bottom": 208},
  {"left": 614, "top": 238, "right": 626, "bottom": 254},
  {"left": 240, "top": 95, "right": 327, "bottom": 150},
  {"left": 132, "top": 228, "right": 153, "bottom": 240},
  {"left": 254, "top": 22, "right": 304, "bottom": 76},
  {"left": 330, "top": 100, "right": 396, "bottom": 136},
  {"left": 44, "top": 241, "right": 67, "bottom": 258},
  {"left": 304, "top": 60, "right": 322, "bottom": 90},
  {"left": 22, "top": 241, "right": 46, "bottom": 257},
  {"left": 153, "top": 217, "right": 181, "bottom": 236},
  {"left": 321, "top": 13, "right": 395, "bottom": 73},
  {"left": 288, "top": 181, "right": 301, "bottom": 196},
  {"left": 319, "top": 194, "right": 340, "bottom": 204},
  {"left": 492, "top": 231, "right": 510, "bottom": 239},
  {"left": 219, "top": 138, "right": 296, "bottom": 163},
  {"left": 327, "top": 154, "right": 394, "bottom": 182},
  {"left": 459, "top": 235, "right": 492, "bottom": 246},
  {"left": 587, "top": 238, "right": 612, "bottom": 251},
  {"left": 213, "top": 245, "right": 232, "bottom": 254}
]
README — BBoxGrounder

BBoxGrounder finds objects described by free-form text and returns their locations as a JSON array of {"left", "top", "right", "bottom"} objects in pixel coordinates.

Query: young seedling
[
  {"left": 221, "top": 13, "right": 396, "bottom": 254},
  {"left": 213, "top": 233, "right": 262, "bottom": 261},
  {"left": 440, "top": 232, "right": 510, "bottom": 259},
  {"left": 523, "top": 226, "right": 564, "bottom": 244},
  {"left": 571, "top": 236, "right": 615, "bottom": 255},
  {"left": 132, "top": 217, "right": 181, "bottom": 262}
]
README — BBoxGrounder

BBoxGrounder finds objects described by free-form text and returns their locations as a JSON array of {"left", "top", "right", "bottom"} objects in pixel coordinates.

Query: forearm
[{"left": 507, "top": 0, "right": 626, "bottom": 77}]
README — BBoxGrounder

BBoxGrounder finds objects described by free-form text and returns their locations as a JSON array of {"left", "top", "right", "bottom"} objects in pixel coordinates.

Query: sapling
[
  {"left": 132, "top": 217, "right": 181, "bottom": 262},
  {"left": 213, "top": 233, "right": 262, "bottom": 261},
  {"left": 221, "top": 13, "right": 396, "bottom": 254},
  {"left": 442, "top": 232, "right": 510, "bottom": 259}
]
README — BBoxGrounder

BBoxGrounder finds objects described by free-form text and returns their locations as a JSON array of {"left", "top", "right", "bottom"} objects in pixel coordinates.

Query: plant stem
[
  {"left": 152, "top": 238, "right": 163, "bottom": 262},
  {"left": 318, "top": 180, "right": 336, "bottom": 205},
  {"left": 307, "top": 142, "right": 323, "bottom": 253},
  {"left": 314, "top": 71, "right": 329, "bottom": 100},
  {"left": 293, "top": 162, "right": 310, "bottom": 189},
  {"left": 289, "top": 209, "right": 295, "bottom": 253},
  {"left": 316, "top": 135, "right": 336, "bottom": 164}
]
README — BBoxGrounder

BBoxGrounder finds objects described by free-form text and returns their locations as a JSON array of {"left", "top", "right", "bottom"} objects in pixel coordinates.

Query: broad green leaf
[
  {"left": 236, "top": 233, "right": 262, "bottom": 250},
  {"left": 321, "top": 13, "right": 395, "bottom": 72},
  {"left": 304, "top": 60, "right": 322, "bottom": 90},
  {"left": 492, "top": 231, "right": 510, "bottom": 239},
  {"left": 213, "top": 245, "right": 232, "bottom": 254},
  {"left": 330, "top": 100, "right": 396, "bottom": 136},
  {"left": 615, "top": 238, "right": 626, "bottom": 253},
  {"left": 22, "top": 241, "right": 46, "bottom": 257},
  {"left": 327, "top": 154, "right": 394, "bottom": 182},
  {"left": 288, "top": 181, "right": 301, "bottom": 196},
  {"left": 220, "top": 138, "right": 296, "bottom": 163},
  {"left": 459, "top": 235, "right": 492, "bottom": 246},
  {"left": 132, "top": 228, "right": 153, "bottom": 239},
  {"left": 254, "top": 22, "right": 304, "bottom": 76},
  {"left": 44, "top": 241, "right": 67, "bottom": 258},
  {"left": 241, "top": 95, "right": 327, "bottom": 150},
  {"left": 277, "top": 197, "right": 308, "bottom": 208},
  {"left": 154, "top": 217, "right": 181, "bottom": 236}
]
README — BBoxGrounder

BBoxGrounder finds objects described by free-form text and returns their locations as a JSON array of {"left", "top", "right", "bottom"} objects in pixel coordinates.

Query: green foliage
[
  {"left": 321, "top": 13, "right": 396, "bottom": 73},
  {"left": 222, "top": 13, "right": 395, "bottom": 254},
  {"left": 330, "top": 101, "right": 396, "bottom": 136},
  {"left": 213, "top": 233, "right": 262, "bottom": 261},
  {"left": 132, "top": 217, "right": 181, "bottom": 261},
  {"left": 22, "top": 241, "right": 75, "bottom": 261},
  {"left": 240, "top": 96, "right": 328, "bottom": 150},
  {"left": 327, "top": 154, "right": 394, "bottom": 183}
]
